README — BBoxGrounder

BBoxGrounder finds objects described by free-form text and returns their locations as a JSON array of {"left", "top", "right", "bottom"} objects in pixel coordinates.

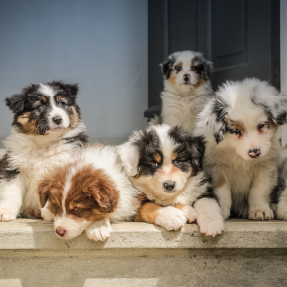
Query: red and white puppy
[{"left": 38, "top": 145, "right": 140, "bottom": 241}]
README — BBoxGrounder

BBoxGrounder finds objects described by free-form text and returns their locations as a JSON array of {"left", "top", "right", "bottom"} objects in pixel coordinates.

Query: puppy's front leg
[
  {"left": 85, "top": 217, "right": 113, "bottom": 241},
  {"left": 248, "top": 168, "right": 274, "bottom": 220},
  {"left": 41, "top": 201, "right": 54, "bottom": 222},
  {"left": 213, "top": 178, "right": 232, "bottom": 220},
  {"left": 194, "top": 197, "right": 224, "bottom": 237},
  {"left": 134, "top": 202, "right": 186, "bottom": 231},
  {"left": 174, "top": 203, "right": 197, "bottom": 223},
  {"left": 0, "top": 175, "right": 24, "bottom": 222}
]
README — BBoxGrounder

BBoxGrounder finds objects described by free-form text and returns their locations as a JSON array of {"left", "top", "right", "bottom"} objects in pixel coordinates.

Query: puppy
[
  {"left": 194, "top": 78, "right": 286, "bottom": 220},
  {"left": 38, "top": 145, "right": 140, "bottom": 241},
  {"left": 0, "top": 81, "right": 88, "bottom": 221},
  {"left": 150, "top": 50, "right": 212, "bottom": 133},
  {"left": 118, "top": 124, "right": 224, "bottom": 237}
]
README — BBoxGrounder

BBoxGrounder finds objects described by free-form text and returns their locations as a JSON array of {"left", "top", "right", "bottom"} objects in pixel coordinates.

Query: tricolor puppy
[
  {"left": 150, "top": 50, "right": 212, "bottom": 133},
  {"left": 0, "top": 81, "right": 88, "bottom": 221},
  {"left": 38, "top": 145, "right": 140, "bottom": 241},
  {"left": 118, "top": 124, "right": 224, "bottom": 237},
  {"left": 194, "top": 78, "right": 286, "bottom": 220}
]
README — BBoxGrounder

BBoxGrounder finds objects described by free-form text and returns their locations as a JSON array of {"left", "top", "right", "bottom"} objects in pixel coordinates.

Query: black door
[{"left": 145, "top": 0, "right": 280, "bottom": 118}]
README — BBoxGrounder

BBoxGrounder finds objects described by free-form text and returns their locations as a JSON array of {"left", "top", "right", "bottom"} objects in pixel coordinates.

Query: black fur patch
[
  {"left": 0, "top": 153, "right": 20, "bottom": 182},
  {"left": 63, "top": 132, "right": 89, "bottom": 146},
  {"left": 169, "top": 126, "right": 206, "bottom": 172},
  {"left": 161, "top": 57, "right": 175, "bottom": 80},
  {"left": 270, "top": 160, "right": 287, "bottom": 204},
  {"left": 134, "top": 129, "right": 162, "bottom": 176},
  {"left": 194, "top": 186, "right": 218, "bottom": 202}
]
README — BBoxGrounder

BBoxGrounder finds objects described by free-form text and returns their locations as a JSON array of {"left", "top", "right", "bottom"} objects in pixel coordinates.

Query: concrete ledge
[{"left": 1, "top": 219, "right": 287, "bottom": 250}]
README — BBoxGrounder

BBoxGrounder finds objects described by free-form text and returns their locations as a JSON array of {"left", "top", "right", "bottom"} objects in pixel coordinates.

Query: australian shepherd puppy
[
  {"left": 194, "top": 78, "right": 287, "bottom": 220},
  {"left": 118, "top": 124, "right": 224, "bottom": 237},
  {"left": 0, "top": 81, "right": 88, "bottom": 221},
  {"left": 150, "top": 51, "right": 212, "bottom": 133},
  {"left": 38, "top": 145, "right": 140, "bottom": 241}
]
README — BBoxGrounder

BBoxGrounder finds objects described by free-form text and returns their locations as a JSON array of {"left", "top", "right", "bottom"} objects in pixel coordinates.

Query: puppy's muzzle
[
  {"left": 183, "top": 74, "right": 190, "bottom": 83},
  {"left": 163, "top": 181, "right": 175, "bottom": 191},
  {"left": 53, "top": 116, "right": 62, "bottom": 125},
  {"left": 248, "top": 149, "right": 260, "bottom": 158},
  {"left": 56, "top": 227, "right": 66, "bottom": 237}
]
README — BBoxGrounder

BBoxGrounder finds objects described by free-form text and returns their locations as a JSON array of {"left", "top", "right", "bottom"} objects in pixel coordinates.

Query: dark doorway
[{"left": 145, "top": 0, "right": 280, "bottom": 118}]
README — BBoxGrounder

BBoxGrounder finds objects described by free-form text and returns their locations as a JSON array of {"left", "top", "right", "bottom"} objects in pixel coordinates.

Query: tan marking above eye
[
  {"left": 154, "top": 153, "right": 161, "bottom": 163},
  {"left": 39, "top": 96, "right": 47, "bottom": 103},
  {"left": 56, "top": 96, "right": 62, "bottom": 102},
  {"left": 172, "top": 152, "right": 177, "bottom": 161}
]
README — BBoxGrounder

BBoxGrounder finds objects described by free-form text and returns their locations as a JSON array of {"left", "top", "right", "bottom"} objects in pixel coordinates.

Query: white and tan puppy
[
  {"left": 150, "top": 51, "right": 212, "bottom": 133},
  {"left": 118, "top": 124, "right": 224, "bottom": 237},
  {"left": 0, "top": 81, "right": 88, "bottom": 221},
  {"left": 38, "top": 145, "right": 140, "bottom": 241},
  {"left": 195, "top": 78, "right": 287, "bottom": 220}
]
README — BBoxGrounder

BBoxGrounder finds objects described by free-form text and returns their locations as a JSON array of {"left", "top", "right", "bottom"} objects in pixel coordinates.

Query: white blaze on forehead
[{"left": 38, "top": 83, "right": 55, "bottom": 97}]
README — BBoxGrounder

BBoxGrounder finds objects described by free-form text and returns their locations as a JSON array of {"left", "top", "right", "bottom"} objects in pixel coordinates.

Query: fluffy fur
[
  {"left": 38, "top": 145, "right": 140, "bottom": 241},
  {"left": 149, "top": 51, "right": 213, "bottom": 133},
  {"left": 194, "top": 78, "right": 286, "bottom": 220},
  {"left": 118, "top": 124, "right": 224, "bottom": 237},
  {"left": 0, "top": 81, "right": 88, "bottom": 221}
]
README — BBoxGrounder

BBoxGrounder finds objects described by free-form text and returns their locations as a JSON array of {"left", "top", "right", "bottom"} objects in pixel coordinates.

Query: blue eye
[
  {"left": 38, "top": 104, "right": 44, "bottom": 109},
  {"left": 175, "top": 66, "right": 182, "bottom": 72},
  {"left": 59, "top": 102, "right": 66, "bottom": 107}
]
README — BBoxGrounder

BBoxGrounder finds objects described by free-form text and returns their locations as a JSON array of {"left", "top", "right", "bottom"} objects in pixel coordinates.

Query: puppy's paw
[
  {"left": 86, "top": 223, "right": 113, "bottom": 241},
  {"left": 249, "top": 208, "right": 274, "bottom": 220},
  {"left": 221, "top": 207, "right": 231, "bottom": 220},
  {"left": 41, "top": 207, "right": 54, "bottom": 222},
  {"left": 0, "top": 210, "right": 16, "bottom": 222},
  {"left": 198, "top": 217, "right": 224, "bottom": 237},
  {"left": 181, "top": 205, "right": 197, "bottom": 223},
  {"left": 156, "top": 206, "right": 186, "bottom": 231}
]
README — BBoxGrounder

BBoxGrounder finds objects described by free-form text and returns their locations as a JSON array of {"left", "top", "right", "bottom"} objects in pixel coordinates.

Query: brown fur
[
  {"left": 134, "top": 202, "right": 161, "bottom": 224},
  {"left": 215, "top": 176, "right": 226, "bottom": 189},
  {"left": 172, "top": 152, "right": 177, "bottom": 161},
  {"left": 65, "top": 165, "right": 119, "bottom": 221},
  {"left": 70, "top": 106, "right": 79, "bottom": 128},
  {"left": 154, "top": 153, "right": 161, "bottom": 163},
  {"left": 174, "top": 203, "right": 187, "bottom": 210},
  {"left": 17, "top": 112, "right": 37, "bottom": 134},
  {"left": 56, "top": 96, "right": 62, "bottom": 102}
]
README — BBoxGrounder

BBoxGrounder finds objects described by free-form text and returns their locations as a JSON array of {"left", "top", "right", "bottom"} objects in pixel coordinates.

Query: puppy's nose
[
  {"left": 183, "top": 74, "right": 190, "bottom": 82},
  {"left": 53, "top": 116, "right": 62, "bottom": 125},
  {"left": 56, "top": 228, "right": 66, "bottom": 237},
  {"left": 248, "top": 149, "right": 260, "bottom": 158},
  {"left": 163, "top": 181, "right": 175, "bottom": 191}
]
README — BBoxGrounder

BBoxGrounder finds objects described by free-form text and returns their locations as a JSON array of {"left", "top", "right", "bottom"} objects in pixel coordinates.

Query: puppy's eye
[
  {"left": 38, "top": 104, "right": 44, "bottom": 110},
  {"left": 58, "top": 102, "right": 66, "bottom": 107},
  {"left": 230, "top": 128, "right": 241, "bottom": 135},
  {"left": 153, "top": 162, "right": 158, "bottom": 167},
  {"left": 175, "top": 66, "right": 182, "bottom": 72},
  {"left": 54, "top": 204, "right": 60, "bottom": 209},
  {"left": 173, "top": 160, "right": 181, "bottom": 166},
  {"left": 73, "top": 208, "right": 83, "bottom": 215},
  {"left": 257, "top": 123, "right": 265, "bottom": 130},
  {"left": 191, "top": 66, "right": 196, "bottom": 71}
]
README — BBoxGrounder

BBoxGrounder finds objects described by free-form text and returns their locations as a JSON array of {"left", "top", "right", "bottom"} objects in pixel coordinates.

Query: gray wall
[{"left": 0, "top": 0, "right": 147, "bottom": 145}]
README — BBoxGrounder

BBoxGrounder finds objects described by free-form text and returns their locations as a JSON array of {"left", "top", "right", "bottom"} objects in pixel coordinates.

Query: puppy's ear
[
  {"left": 203, "top": 60, "right": 212, "bottom": 80},
  {"left": 253, "top": 91, "right": 287, "bottom": 125},
  {"left": 201, "top": 95, "right": 229, "bottom": 144},
  {"left": 169, "top": 126, "right": 206, "bottom": 171},
  {"left": 90, "top": 183, "right": 119, "bottom": 213},
  {"left": 160, "top": 55, "right": 175, "bottom": 80},
  {"left": 186, "top": 136, "right": 206, "bottom": 171},
  {"left": 5, "top": 93, "right": 26, "bottom": 115},
  {"left": 117, "top": 141, "right": 139, "bottom": 176},
  {"left": 48, "top": 81, "right": 79, "bottom": 99},
  {"left": 38, "top": 179, "right": 51, "bottom": 208}
]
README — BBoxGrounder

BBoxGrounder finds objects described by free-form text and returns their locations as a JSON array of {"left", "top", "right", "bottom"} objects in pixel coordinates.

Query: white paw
[
  {"left": 0, "top": 210, "right": 16, "bottom": 222},
  {"left": 249, "top": 208, "right": 274, "bottom": 220},
  {"left": 198, "top": 217, "right": 224, "bottom": 237},
  {"left": 86, "top": 223, "right": 113, "bottom": 241},
  {"left": 181, "top": 205, "right": 197, "bottom": 223},
  {"left": 156, "top": 206, "right": 186, "bottom": 231},
  {"left": 41, "top": 207, "right": 54, "bottom": 222},
  {"left": 221, "top": 206, "right": 230, "bottom": 220}
]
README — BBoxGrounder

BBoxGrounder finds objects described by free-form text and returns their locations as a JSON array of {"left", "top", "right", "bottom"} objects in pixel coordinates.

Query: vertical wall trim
[{"left": 163, "top": 0, "right": 169, "bottom": 59}]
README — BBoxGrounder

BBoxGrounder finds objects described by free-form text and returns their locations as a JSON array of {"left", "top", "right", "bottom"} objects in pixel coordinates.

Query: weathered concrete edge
[{"left": 0, "top": 219, "right": 287, "bottom": 250}]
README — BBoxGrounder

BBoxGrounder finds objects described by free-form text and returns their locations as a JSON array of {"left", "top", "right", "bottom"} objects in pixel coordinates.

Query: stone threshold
[{"left": 0, "top": 219, "right": 286, "bottom": 250}]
